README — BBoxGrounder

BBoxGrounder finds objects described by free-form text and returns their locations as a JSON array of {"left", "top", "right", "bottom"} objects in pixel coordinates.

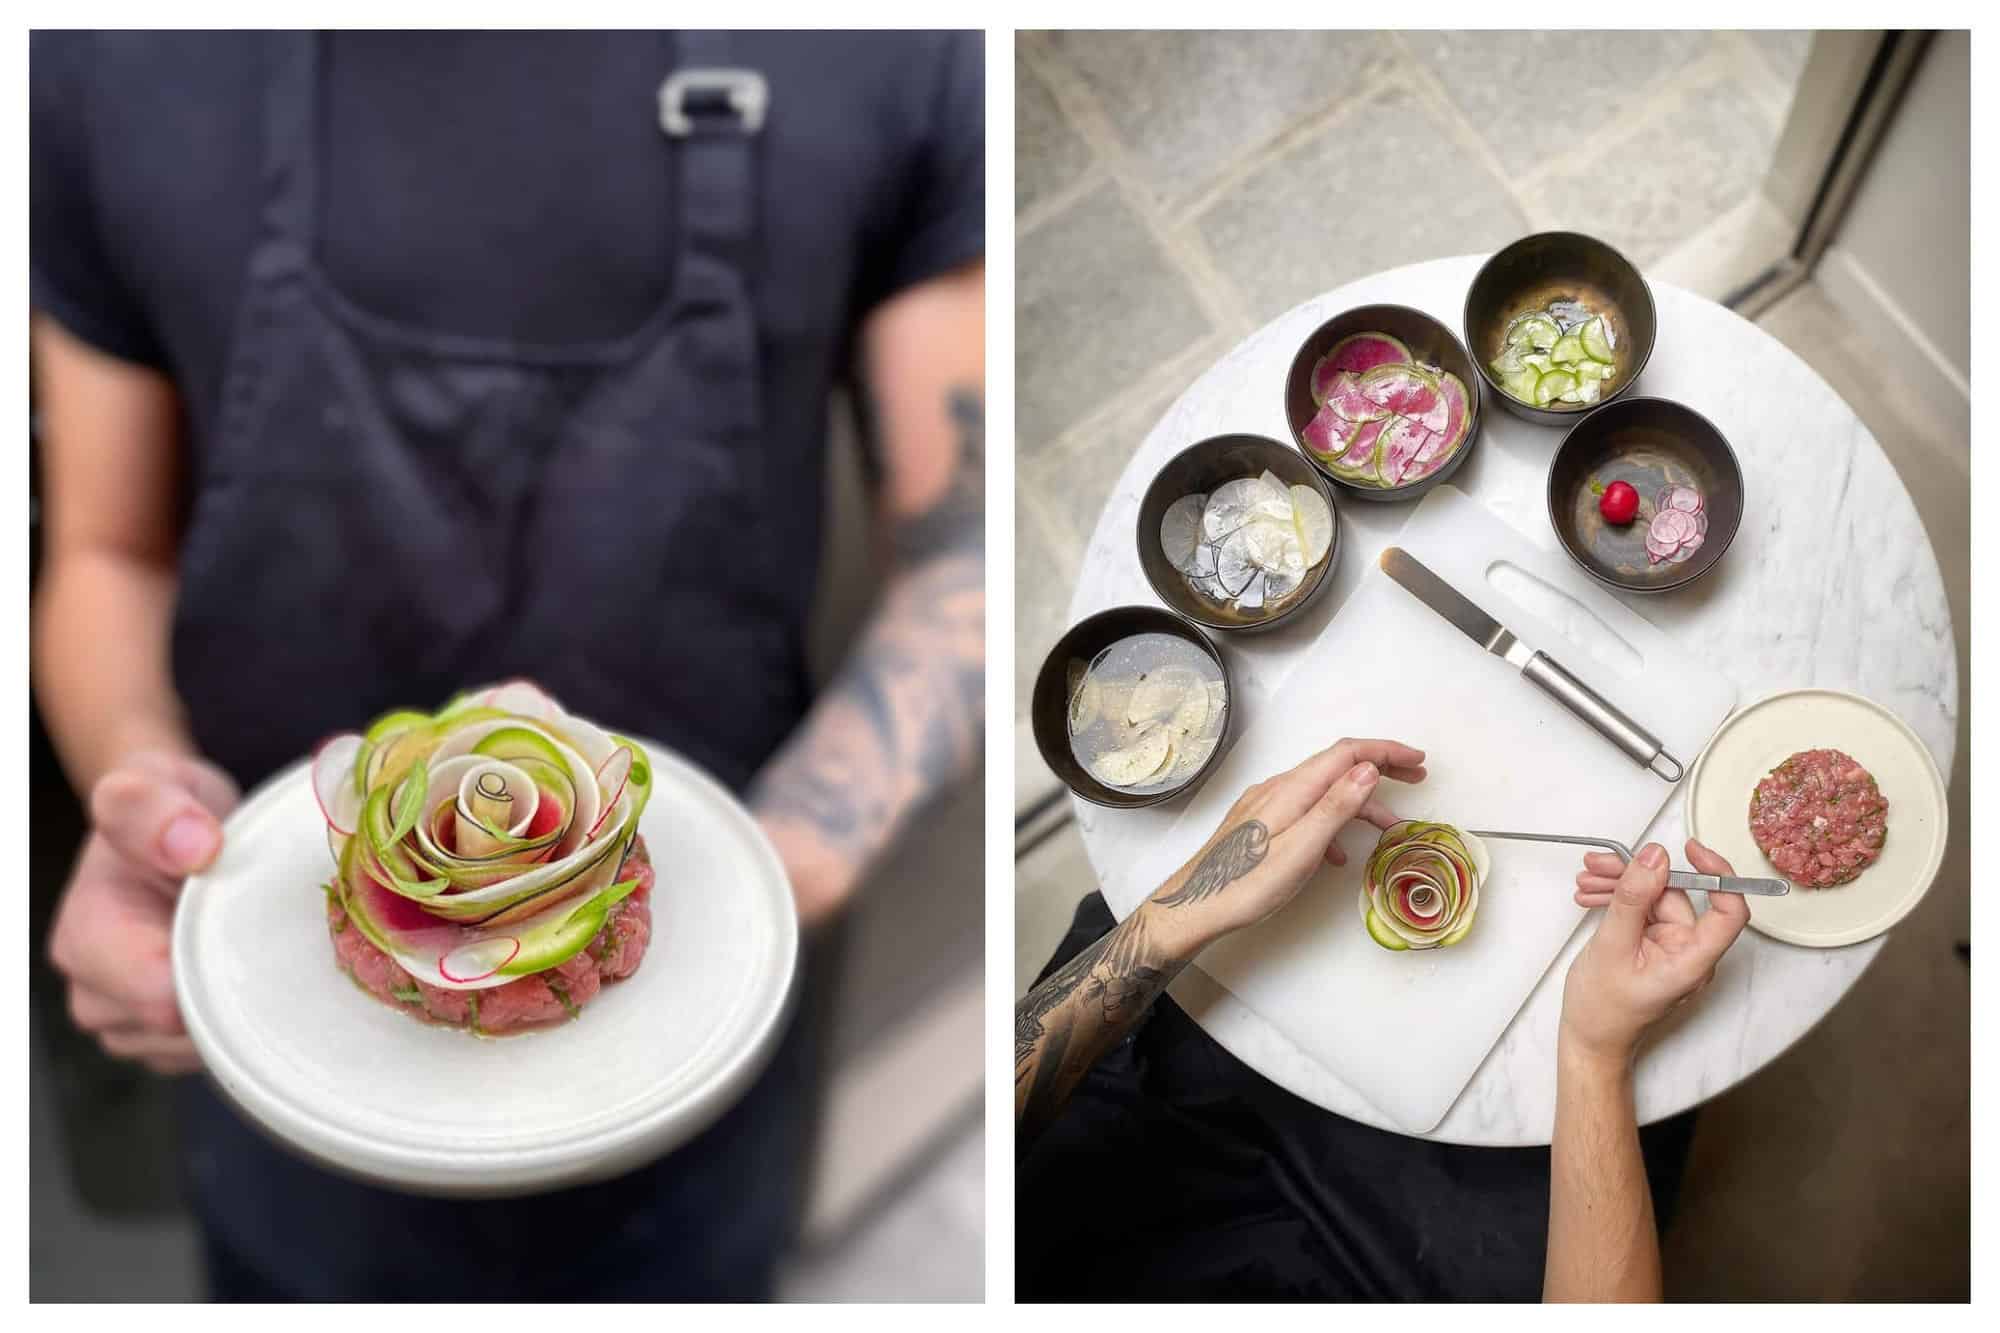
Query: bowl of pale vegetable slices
[
  {"left": 1465, "top": 231, "right": 1656, "bottom": 426},
  {"left": 1033, "top": 606, "right": 1233, "bottom": 808},
  {"left": 1284, "top": 304, "right": 1482, "bottom": 500},
  {"left": 1138, "top": 434, "right": 1339, "bottom": 631}
]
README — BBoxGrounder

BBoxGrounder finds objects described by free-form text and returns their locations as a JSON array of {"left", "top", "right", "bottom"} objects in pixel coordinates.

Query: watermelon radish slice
[
  {"left": 1375, "top": 418, "right": 1432, "bottom": 487},
  {"left": 1316, "top": 331, "right": 1410, "bottom": 385},
  {"left": 1324, "top": 372, "right": 1389, "bottom": 424},
  {"left": 1358, "top": 363, "right": 1442, "bottom": 419},
  {"left": 312, "top": 733, "right": 366, "bottom": 835},
  {"left": 1302, "top": 400, "right": 1349, "bottom": 456},
  {"left": 1436, "top": 372, "right": 1471, "bottom": 452},
  {"left": 1332, "top": 417, "right": 1387, "bottom": 474}
]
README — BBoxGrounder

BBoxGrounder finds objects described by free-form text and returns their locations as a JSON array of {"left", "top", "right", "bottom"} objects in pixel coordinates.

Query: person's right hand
[
  {"left": 1558, "top": 838, "right": 1750, "bottom": 1070},
  {"left": 48, "top": 751, "right": 238, "bottom": 1075}
]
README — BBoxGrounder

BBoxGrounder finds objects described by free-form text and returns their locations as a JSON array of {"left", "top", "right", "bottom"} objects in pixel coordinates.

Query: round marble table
[{"left": 1064, "top": 254, "right": 1959, "bottom": 1146}]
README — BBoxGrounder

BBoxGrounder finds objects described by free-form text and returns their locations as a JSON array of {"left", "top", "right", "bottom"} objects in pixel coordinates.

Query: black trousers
[{"left": 1017, "top": 893, "right": 1694, "bottom": 1301}]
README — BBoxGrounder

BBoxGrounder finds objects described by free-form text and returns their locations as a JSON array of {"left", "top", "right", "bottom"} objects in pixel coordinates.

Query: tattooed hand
[
  {"left": 1145, "top": 738, "right": 1428, "bottom": 955},
  {"left": 1015, "top": 737, "right": 1424, "bottom": 1141}
]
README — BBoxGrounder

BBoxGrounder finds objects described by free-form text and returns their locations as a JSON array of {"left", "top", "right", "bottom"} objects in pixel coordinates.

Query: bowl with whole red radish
[
  {"left": 1546, "top": 397, "right": 1743, "bottom": 593},
  {"left": 1283, "top": 304, "right": 1481, "bottom": 502}
]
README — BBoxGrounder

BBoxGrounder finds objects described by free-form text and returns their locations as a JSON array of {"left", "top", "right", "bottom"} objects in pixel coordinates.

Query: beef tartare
[
  {"left": 328, "top": 837, "right": 655, "bottom": 1032},
  {"left": 311, "top": 682, "right": 660, "bottom": 1031},
  {"left": 1748, "top": 747, "right": 1888, "bottom": 888}
]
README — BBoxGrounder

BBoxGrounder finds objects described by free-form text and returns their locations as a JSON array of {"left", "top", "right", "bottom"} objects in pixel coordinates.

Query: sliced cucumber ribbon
[{"left": 310, "top": 681, "right": 655, "bottom": 989}]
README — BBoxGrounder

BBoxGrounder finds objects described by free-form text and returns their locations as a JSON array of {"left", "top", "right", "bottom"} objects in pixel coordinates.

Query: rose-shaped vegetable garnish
[
  {"left": 1358, "top": 820, "right": 1489, "bottom": 952},
  {"left": 310, "top": 680, "right": 653, "bottom": 990}
]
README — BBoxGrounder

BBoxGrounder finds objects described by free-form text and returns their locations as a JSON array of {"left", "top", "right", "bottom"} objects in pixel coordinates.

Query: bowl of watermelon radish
[
  {"left": 1546, "top": 396, "right": 1743, "bottom": 593},
  {"left": 1284, "top": 304, "right": 1481, "bottom": 502},
  {"left": 1465, "top": 231, "right": 1656, "bottom": 427}
]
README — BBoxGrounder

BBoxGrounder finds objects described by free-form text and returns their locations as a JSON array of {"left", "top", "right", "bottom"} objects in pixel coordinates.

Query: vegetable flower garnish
[
  {"left": 310, "top": 681, "right": 653, "bottom": 989},
  {"left": 1359, "top": 820, "right": 1488, "bottom": 952}
]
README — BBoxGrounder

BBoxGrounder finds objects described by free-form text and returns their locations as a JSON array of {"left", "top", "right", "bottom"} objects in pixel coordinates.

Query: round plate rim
[
  {"left": 1683, "top": 687, "right": 1947, "bottom": 948},
  {"left": 171, "top": 735, "right": 799, "bottom": 1195}
]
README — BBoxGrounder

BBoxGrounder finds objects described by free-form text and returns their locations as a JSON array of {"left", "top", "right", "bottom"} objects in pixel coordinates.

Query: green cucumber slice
[
  {"left": 1505, "top": 313, "right": 1560, "bottom": 351},
  {"left": 1573, "top": 359, "right": 1613, "bottom": 383},
  {"left": 1364, "top": 904, "right": 1411, "bottom": 951},
  {"left": 1533, "top": 369, "right": 1577, "bottom": 405},
  {"left": 1502, "top": 366, "right": 1542, "bottom": 403},
  {"left": 1580, "top": 315, "right": 1615, "bottom": 363},
  {"left": 1550, "top": 333, "right": 1587, "bottom": 366}
]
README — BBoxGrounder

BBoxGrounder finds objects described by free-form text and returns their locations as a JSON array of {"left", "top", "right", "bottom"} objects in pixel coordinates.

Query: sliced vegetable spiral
[
  {"left": 1358, "top": 820, "right": 1489, "bottom": 951},
  {"left": 310, "top": 681, "right": 654, "bottom": 990}
]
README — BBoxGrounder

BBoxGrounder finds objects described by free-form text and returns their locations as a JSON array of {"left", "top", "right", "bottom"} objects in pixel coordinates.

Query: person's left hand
[{"left": 1142, "top": 738, "right": 1427, "bottom": 956}]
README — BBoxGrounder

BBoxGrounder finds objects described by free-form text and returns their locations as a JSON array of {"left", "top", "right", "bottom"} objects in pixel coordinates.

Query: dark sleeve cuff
[{"left": 30, "top": 264, "right": 168, "bottom": 370}]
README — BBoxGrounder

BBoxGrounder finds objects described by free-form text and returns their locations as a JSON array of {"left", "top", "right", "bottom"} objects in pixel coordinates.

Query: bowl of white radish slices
[{"left": 1137, "top": 433, "right": 1340, "bottom": 633}]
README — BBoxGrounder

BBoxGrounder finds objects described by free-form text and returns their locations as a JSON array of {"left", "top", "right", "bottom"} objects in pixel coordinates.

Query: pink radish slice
[
  {"left": 1336, "top": 417, "right": 1387, "bottom": 470},
  {"left": 1437, "top": 372, "right": 1470, "bottom": 451},
  {"left": 1303, "top": 401, "right": 1348, "bottom": 455},
  {"left": 1326, "top": 373, "right": 1388, "bottom": 424},
  {"left": 1411, "top": 423, "right": 1452, "bottom": 467},
  {"left": 1359, "top": 365, "right": 1442, "bottom": 419},
  {"left": 1376, "top": 418, "right": 1430, "bottom": 486},
  {"left": 1418, "top": 398, "right": 1448, "bottom": 435},
  {"left": 1668, "top": 540, "right": 1700, "bottom": 564},
  {"left": 1323, "top": 331, "right": 1410, "bottom": 377},
  {"left": 1668, "top": 485, "right": 1703, "bottom": 513}
]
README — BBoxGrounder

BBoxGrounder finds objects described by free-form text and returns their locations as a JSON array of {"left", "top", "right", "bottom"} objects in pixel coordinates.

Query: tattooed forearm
[
  {"left": 1154, "top": 821, "right": 1269, "bottom": 908},
  {"left": 748, "top": 386, "right": 985, "bottom": 915},
  {"left": 1015, "top": 906, "right": 1187, "bottom": 1144}
]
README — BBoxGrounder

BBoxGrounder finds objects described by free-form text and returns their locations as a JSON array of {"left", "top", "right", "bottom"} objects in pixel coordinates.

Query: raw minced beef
[
  {"left": 327, "top": 835, "right": 655, "bottom": 1033},
  {"left": 1748, "top": 749, "right": 1887, "bottom": 889}
]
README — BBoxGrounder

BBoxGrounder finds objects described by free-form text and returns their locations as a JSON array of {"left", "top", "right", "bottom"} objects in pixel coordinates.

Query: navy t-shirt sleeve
[
  {"left": 869, "top": 31, "right": 986, "bottom": 306},
  {"left": 30, "top": 31, "right": 168, "bottom": 368}
]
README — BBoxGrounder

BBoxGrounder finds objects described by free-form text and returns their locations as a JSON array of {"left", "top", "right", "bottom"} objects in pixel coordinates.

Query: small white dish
[
  {"left": 1685, "top": 688, "right": 1947, "bottom": 948},
  {"left": 173, "top": 738, "right": 798, "bottom": 1197}
]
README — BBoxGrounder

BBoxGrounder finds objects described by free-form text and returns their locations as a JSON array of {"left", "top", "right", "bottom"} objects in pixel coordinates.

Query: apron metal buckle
[{"left": 659, "top": 69, "right": 768, "bottom": 137}]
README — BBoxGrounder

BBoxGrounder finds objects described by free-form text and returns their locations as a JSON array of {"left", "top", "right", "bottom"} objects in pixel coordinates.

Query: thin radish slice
[
  {"left": 1376, "top": 418, "right": 1430, "bottom": 487},
  {"left": 1322, "top": 331, "right": 1410, "bottom": 378},
  {"left": 1666, "top": 485, "right": 1703, "bottom": 513},
  {"left": 1335, "top": 418, "right": 1387, "bottom": 472},
  {"left": 312, "top": 733, "right": 366, "bottom": 835},
  {"left": 587, "top": 746, "right": 635, "bottom": 840},
  {"left": 480, "top": 680, "right": 561, "bottom": 720},
  {"left": 1436, "top": 372, "right": 1471, "bottom": 452},
  {"left": 439, "top": 936, "right": 522, "bottom": 984},
  {"left": 1358, "top": 364, "right": 1442, "bottom": 419},
  {"left": 1160, "top": 494, "right": 1205, "bottom": 572},
  {"left": 1325, "top": 373, "right": 1389, "bottom": 424},
  {"left": 1302, "top": 400, "right": 1350, "bottom": 455}
]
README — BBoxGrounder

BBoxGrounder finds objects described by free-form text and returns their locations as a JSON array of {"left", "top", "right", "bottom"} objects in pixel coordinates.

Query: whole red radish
[{"left": 1598, "top": 480, "right": 1640, "bottom": 525}]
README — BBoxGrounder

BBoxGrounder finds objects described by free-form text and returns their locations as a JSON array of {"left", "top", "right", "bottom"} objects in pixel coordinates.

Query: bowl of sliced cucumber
[{"left": 1464, "top": 231, "right": 1656, "bottom": 427}]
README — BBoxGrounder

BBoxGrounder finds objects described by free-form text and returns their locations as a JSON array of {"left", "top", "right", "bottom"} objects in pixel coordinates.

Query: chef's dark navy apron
[
  {"left": 169, "top": 32, "right": 818, "bottom": 1300},
  {"left": 1017, "top": 893, "right": 1698, "bottom": 1301}
]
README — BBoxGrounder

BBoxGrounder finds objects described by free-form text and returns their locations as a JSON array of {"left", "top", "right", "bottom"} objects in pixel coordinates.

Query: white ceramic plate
[
  {"left": 1685, "top": 689, "right": 1947, "bottom": 948},
  {"left": 173, "top": 738, "right": 797, "bottom": 1197}
]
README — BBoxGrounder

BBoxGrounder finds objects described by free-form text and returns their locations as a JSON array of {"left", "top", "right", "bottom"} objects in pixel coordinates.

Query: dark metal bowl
[
  {"left": 1547, "top": 397, "right": 1743, "bottom": 594},
  {"left": 1282, "top": 303, "right": 1482, "bottom": 503},
  {"left": 1031, "top": 606, "right": 1232, "bottom": 809},
  {"left": 1136, "top": 434, "right": 1338, "bottom": 633},
  {"left": 1464, "top": 231, "right": 1657, "bottom": 427}
]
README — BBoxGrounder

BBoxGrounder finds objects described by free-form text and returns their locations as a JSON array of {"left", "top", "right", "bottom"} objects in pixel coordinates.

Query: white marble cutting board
[{"left": 1100, "top": 485, "right": 1737, "bottom": 1133}]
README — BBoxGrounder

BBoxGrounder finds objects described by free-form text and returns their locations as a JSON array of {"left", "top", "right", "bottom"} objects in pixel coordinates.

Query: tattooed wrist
[{"left": 1153, "top": 820, "right": 1269, "bottom": 908}]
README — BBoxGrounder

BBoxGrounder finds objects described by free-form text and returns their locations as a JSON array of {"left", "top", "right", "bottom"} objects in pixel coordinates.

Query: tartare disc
[
  {"left": 173, "top": 739, "right": 798, "bottom": 1196},
  {"left": 1684, "top": 688, "right": 1947, "bottom": 948}
]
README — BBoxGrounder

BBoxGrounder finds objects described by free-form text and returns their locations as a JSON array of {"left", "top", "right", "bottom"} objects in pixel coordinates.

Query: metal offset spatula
[
  {"left": 1465, "top": 829, "right": 1791, "bottom": 896},
  {"left": 1380, "top": 547, "right": 1686, "bottom": 782}
]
